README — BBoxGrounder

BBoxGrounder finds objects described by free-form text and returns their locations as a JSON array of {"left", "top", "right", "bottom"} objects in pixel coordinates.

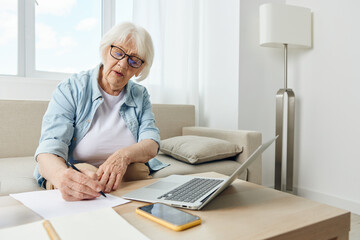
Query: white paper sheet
[
  {"left": 0, "top": 208, "right": 149, "bottom": 240},
  {"left": 10, "top": 189, "right": 130, "bottom": 219}
]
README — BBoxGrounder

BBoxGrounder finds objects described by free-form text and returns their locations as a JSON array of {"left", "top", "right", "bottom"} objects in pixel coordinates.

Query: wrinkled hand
[
  {"left": 97, "top": 152, "right": 129, "bottom": 193},
  {"left": 54, "top": 168, "right": 103, "bottom": 201}
]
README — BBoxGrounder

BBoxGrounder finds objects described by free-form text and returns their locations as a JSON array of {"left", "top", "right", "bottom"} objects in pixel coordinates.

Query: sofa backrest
[
  {"left": 0, "top": 100, "right": 195, "bottom": 158},
  {"left": 0, "top": 100, "right": 49, "bottom": 158},
  {"left": 152, "top": 104, "right": 195, "bottom": 140}
]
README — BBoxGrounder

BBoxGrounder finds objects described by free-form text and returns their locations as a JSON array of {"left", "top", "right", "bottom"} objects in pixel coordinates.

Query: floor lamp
[{"left": 259, "top": 3, "right": 312, "bottom": 191}]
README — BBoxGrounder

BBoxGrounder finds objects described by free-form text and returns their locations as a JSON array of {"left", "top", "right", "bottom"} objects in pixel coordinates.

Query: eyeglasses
[{"left": 110, "top": 45, "right": 144, "bottom": 68}]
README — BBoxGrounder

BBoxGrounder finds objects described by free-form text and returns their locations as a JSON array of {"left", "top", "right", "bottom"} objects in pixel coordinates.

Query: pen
[
  {"left": 68, "top": 162, "right": 107, "bottom": 198},
  {"left": 43, "top": 220, "right": 60, "bottom": 240}
]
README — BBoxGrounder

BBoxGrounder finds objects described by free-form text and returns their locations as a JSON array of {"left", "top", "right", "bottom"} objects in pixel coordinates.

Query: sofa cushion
[
  {"left": 152, "top": 153, "right": 247, "bottom": 180},
  {"left": 160, "top": 135, "right": 242, "bottom": 164},
  {"left": 0, "top": 157, "right": 42, "bottom": 196}
]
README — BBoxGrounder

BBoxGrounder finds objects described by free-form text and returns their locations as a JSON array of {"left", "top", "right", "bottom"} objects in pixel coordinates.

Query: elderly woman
[{"left": 33, "top": 22, "right": 165, "bottom": 201}]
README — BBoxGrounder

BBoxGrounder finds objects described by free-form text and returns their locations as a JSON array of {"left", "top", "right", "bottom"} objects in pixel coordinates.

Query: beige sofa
[{"left": 0, "top": 100, "right": 262, "bottom": 196}]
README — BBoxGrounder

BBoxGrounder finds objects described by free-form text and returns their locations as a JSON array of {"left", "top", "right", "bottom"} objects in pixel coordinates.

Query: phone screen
[{"left": 138, "top": 203, "right": 200, "bottom": 226}]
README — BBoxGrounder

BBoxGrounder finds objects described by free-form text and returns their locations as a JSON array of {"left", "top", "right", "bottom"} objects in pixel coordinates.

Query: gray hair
[{"left": 99, "top": 22, "right": 154, "bottom": 81}]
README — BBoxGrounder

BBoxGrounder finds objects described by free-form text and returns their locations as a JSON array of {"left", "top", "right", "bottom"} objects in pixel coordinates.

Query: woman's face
[{"left": 100, "top": 39, "right": 144, "bottom": 95}]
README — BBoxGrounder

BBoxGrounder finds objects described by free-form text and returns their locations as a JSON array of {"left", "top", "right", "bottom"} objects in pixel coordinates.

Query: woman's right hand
[
  {"left": 37, "top": 153, "right": 103, "bottom": 201},
  {"left": 53, "top": 167, "right": 103, "bottom": 201}
]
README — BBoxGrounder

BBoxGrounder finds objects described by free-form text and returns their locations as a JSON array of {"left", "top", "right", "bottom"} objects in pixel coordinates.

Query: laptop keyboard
[{"left": 157, "top": 178, "right": 224, "bottom": 203}]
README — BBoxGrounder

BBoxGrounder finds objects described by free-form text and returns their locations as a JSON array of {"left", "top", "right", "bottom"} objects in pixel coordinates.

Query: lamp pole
[{"left": 275, "top": 43, "right": 295, "bottom": 192}]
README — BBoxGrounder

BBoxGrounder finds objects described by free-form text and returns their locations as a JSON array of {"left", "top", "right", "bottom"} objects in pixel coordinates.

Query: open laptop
[{"left": 123, "top": 136, "right": 277, "bottom": 210}]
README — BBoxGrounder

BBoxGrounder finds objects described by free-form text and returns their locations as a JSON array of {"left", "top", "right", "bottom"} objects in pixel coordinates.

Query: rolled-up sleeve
[
  {"left": 137, "top": 88, "right": 160, "bottom": 149},
  {"left": 35, "top": 81, "right": 76, "bottom": 161}
]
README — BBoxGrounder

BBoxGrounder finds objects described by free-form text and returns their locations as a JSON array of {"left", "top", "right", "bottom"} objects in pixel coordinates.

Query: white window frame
[
  {"left": 102, "top": 0, "right": 115, "bottom": 37},
  {"left": 1, "top": 0, "right": 118, "bottom": 81}
]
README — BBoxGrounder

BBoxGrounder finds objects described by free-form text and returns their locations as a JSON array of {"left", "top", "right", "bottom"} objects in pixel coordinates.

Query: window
[
  {"left": 0, "top": 0, "right": 18, "bottom": 75},
  {"left": 0, "top": 0, "right": 133, "bottom": 80},
  {"left": 35, "top": 0, "right": 101, "bottom": 73}
]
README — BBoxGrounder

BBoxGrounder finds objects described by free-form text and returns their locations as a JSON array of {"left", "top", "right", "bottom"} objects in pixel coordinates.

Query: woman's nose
[{"left": 117, "top": 57, "right": 128, "bottom": 69}]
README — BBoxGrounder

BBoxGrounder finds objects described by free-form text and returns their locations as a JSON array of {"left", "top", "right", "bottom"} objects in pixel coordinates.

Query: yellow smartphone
[{"left": 136, "top": 203, "right": 201, "bottom": 231}]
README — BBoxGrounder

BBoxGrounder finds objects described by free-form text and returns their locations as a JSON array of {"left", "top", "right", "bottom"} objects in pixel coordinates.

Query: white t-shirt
[{"left": 72, "top": 87, "right": 136, "bottom": 167}]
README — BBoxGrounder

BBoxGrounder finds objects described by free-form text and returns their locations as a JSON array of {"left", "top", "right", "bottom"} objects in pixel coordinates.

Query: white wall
[
  {"left": 0, "top": 77, "right": 59, "bottom": 100},
  {"left": 239, "top": 0, "right": 360, "bottom": 214},
  {"left": 287, "top": 0, "right": 360, "bottom": 214}
]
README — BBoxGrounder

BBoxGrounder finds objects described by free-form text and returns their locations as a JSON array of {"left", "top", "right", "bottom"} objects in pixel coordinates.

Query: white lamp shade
[{"left": 259, "top": 3, "right": 311, "bottom": 48}]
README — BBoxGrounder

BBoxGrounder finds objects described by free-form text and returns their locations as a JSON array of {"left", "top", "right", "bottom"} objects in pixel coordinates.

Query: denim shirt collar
[
  {"left": 91, "top": 64, "right": 102, "bottom": 102},
  {"left": 122, "top": 80, "right": 137, "bottom": 108},
  {"left": 91, "top": 63, "right": 137, "bottom": 108}
]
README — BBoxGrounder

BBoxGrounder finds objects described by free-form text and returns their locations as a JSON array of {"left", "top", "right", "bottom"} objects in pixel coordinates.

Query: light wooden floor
[{"left": 350, "top": 213, "right": 360, "bottom": 239}]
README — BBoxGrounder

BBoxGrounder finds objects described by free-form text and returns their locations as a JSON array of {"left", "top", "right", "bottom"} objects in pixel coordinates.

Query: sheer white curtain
[{"left": 132, "top": 0, "right": 202, "bottom": 111}]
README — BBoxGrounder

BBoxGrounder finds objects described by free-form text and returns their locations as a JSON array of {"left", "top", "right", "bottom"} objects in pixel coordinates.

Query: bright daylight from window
[
  {"left": 0, "top": 0, "right": 17, "bottom": 75},
  {"left": 35, "top": 0, "right": 101, "bottom": 74},
  {"left": 0, "top": 0, "right": 134, "bottom": 77}
]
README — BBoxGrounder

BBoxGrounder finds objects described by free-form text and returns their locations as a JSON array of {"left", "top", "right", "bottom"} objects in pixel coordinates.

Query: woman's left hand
[
  {"left": 97, "top": 151, "right": 130, "bottom": 193},
  {"left": 97, "top": 140, "right": 158, "bottom": 192}
]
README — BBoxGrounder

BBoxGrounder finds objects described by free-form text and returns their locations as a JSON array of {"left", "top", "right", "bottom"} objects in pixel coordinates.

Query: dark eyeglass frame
[{"left": 110, "top": 45, "right": 144, "bottom": 68}]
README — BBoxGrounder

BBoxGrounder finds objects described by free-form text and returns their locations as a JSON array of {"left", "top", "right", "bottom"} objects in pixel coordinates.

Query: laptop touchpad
[{"left": 145, "top": 181, "right": 177, "bottom": 190}]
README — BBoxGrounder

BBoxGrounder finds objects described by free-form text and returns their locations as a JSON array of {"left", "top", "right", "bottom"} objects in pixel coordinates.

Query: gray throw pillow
[{"left": 160, "top": 135, "right": 242, "bottom": 164}]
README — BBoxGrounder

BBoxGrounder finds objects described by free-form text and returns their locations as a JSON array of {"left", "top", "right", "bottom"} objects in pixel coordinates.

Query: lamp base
[{"left": 275, "top": 88, "right": 295, "bottom": 192}]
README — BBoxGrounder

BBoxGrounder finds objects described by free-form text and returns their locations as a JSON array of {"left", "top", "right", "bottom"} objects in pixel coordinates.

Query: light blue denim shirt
[{"left": 34, "top": 64, "right": 167, "bottom": 187}]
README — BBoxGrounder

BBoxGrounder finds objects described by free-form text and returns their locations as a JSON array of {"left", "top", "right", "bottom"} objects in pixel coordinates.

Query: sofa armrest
[{"left": 182, "top": 127, "right": 262, "bottom": 185}]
